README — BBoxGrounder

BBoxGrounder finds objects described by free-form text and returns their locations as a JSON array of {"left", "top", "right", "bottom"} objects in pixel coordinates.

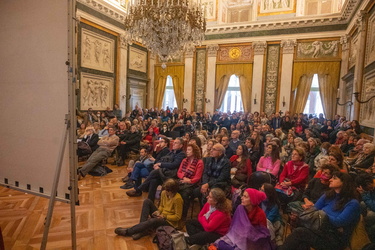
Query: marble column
[
  {"left": 339, "top": 35, "right": 350, "bottom": 117},
  {"left": 184, "top": 46, "right": 195, "bottom": 111},
  {"left": 119, "top": 35, "right": 128, "bottom": 113},
  {"left": 280, "top": 39, "right": 296, "bottom": 114},
  {"left": 251, "top": 41, "right": 267, "bottom": 113},
  {"left": 205, "top": 44, "right": 219, "bottom": 114},
  {"left": 148, "top": 53, "right": 156, "bottom": 108},
  {"left": 353, "top": 11, "right": 368, "bottom": 120}
]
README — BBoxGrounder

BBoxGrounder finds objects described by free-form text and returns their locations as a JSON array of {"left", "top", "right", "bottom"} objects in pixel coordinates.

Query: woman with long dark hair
[
  {"left": 280, "top": 172, "right": 360, "bottom": 250},
  {"left": 229, "top": 144, "right": 252, "bottom": 188},
  {"left": 257, "top": 143, "right": 281, "bottom": 177}
]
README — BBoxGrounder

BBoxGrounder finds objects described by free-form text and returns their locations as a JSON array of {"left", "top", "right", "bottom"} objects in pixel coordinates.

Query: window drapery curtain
[
  {"left": 215, "top": 63, "right": 253, "bottom": 112},
  {"left": 292, "top": 61, "right": 340, "bottom": 115},
  {"left": 292, "top": 74, "right": 314, "bottom": 114},
  {"left": 154, "top": 65, "right": 185, "bottom": 109},
  {"left": 318, "top": 74, "right": 336, "bottom": 119}
]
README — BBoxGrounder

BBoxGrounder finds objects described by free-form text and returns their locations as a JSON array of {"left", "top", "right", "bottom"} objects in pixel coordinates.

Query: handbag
[
  {"left": 275, "top": 183, "right": 294, "bottom": 197},
  {"left": 298, "top": 207, "right": 328, "bottom": 231}
]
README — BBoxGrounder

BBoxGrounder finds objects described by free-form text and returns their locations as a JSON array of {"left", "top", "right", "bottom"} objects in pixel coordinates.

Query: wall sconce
[
  {"left": 183, "top": 98, "right": 188, "bottom": 103},
  {"left": 282, "top": 96, "right": 286, "bottom": 107},
  {"left": 205, "top": 98, "right": 210, "bottom": 103},
  {"left": 353, "top": 92, "right": 375, "bottom": 104},
  {"left": 127, "top": 94, "right": 132, "bottom": 100},
  {"left": 336, "top": 97, "right": 353, "bottom": 106}
]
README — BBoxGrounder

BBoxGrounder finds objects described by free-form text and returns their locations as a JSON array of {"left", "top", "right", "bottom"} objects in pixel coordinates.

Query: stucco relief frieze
[
  {"left": 297, "top": 40, "right": 338, "bottom": 59},
  {"left": 218, "top": 45, "right": 252, "bottom": 62}
]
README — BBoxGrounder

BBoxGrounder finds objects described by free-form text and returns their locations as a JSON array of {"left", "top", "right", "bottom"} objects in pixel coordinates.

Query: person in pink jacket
[
  {"left": 186, "top": 188, "right": 232, "bottom": 246},
  {"left": 257, "top": 143, "right": 281, "bottom": 177}
]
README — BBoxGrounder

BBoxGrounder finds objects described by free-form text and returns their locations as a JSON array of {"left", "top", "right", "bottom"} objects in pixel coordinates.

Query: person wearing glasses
[
  {"left": 193, "top": 143, "right": 231, "bottom": 207},
  {"left": 127, "top": 138, "right": 186, "bottom": 200}
]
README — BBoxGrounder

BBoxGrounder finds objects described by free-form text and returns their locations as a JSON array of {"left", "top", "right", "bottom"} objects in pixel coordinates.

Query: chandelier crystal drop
[{"left": 124, "top": 0, "right": 206, "bottom": 65}]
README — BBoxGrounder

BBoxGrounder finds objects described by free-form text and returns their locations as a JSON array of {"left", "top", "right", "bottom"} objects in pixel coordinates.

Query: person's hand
[
  {"left": 302, "top": 203, "right": 313, "bottom": 210},
  {"left": 149, "top": 156, "right": 155, "bottom": 161},
  {"left": 181, "top": 177, "right": 191, "bottom": 184},
  {"left": 153, "top": 163, "right": 161, "bottom": 170},
  {"left": 357, "top": 186, "right": 365, "bottom": 194},
  {"left": 120, "top": 141, "right": 126, "bottom": 145},
  {"left": 201, "top": 183, "right": 209, "bottom": 194}
]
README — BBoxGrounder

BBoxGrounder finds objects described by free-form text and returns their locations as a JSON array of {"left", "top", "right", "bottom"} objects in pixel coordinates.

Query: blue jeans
[{"left": 131, "top": 162, "right": 151, "bottom": 189}]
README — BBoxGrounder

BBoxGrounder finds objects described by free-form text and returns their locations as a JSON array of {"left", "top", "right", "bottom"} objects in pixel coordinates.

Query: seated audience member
[
  {"left": 245, "top": 137, "right": 261, "bottom": 170},
  {"left": 127, "top": 138, "right": 186, "bottom": 200},
  {"left": 356, "top": 172, "right": 375, "bottom": 242},
  {"left": 194, "top": 143, "right": 231, "bottom": 207},
  {"left": 256, "top": 143, "right": 281, "bottom": 178},
  {"left": 78, "top": 127, "right": 119, "bottom": 179},
  {"left": 142, "top": 127, "right": 156, "bottom": 146},
  {"left": 314, "top": 142, "right": 331, "bottom": 172},
  {"left": 282, "top": 133, "right": 295, "bottom": 164},
  {"left": 349, "top": 143, "right": 375, "bottom": 172},
  {"left": 229, "top": 144, "right": 252, "bottom": 189},
  {"left": 288, "top": 164, "right": 338, "bottom": 214},
  {"left": 159, "top": 122, "right": 170, "bottom": 136},
  {"left": 280, "top": 172, "right": 360, "bottom": 250},
  {"left": 77, "top": 123, "right": 86, "bottom": 139},
  {"left": 229, "top": 130, "right": 241, "bottom": 152},
  {"left": 185, "top": 188, "right": 232, "bottom": 246},
  {"left": 306, "top": 137, "right": 321, "bottom": 178},
  {"left": 98, "top": 121, "right": 109, "bottom": 137},
  {"left": 115, "top": 179, "right": 183, "bottom": 240},
  {"left": 92, "top": 122, "right": 100, "bottom": 134},
  {"left": 221, "top": 136, "right": 234, "bottom": 159},
  {"left": 203, "top": 139, "right": 218, "bottom": 158},
  {"left": 77, "top": 126, "right": 99, "bottom": 158},
  {"left": 348, "top": 139, "right": 369, "bottom": 158},
  {"left": 83, "top": 107, "right": 98, "bottom": 126},
  {"left": 315, "top": 149, "right": 348, "bottom": 178},
  {"left": 177, "top": 143, "right": 204, "bottom": 219},
  {"left": 341, "top": 134, "right": 358, "bottom": 156},
  {"left": 215, "top": 188, "right": 274, "bottom": 250},
  {"left": 261, "top": 183, "right": 283, "bottom": 246},
  {"left": 120, "top": 148, "right": 154, "bottom": 189},
  {"left": 276, "top": 147, "right": 309, "bottom": 204},
  {"left": 117, "top": 125, "right": 142, "bottom": 166}
]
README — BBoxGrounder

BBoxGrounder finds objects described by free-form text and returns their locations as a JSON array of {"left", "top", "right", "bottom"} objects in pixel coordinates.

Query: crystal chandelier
[{"left": 124, "top": 0, "right": 206, "bottom": 67}]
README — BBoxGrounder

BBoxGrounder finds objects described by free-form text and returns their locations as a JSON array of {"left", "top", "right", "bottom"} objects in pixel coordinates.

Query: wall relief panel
[
  {"left": 359, "top": 70, "right": 375, "bottom": 127},
  {"left": 129, "top": 47, "right": 147, "bottom": 73},
  {"left": 195, "top": 49, "right": 206, "bottom": 113},
  {"left": 349, "top": 32, "right": 359, "bottom": 69},
  {"left": 80, "top": 72, "right": 114, "bottom": 110},
  {"left": 218, "top": 45, "right": 252, "bottom": 62},
  {"left": 296, "top": 40, "right": 339, "bottom": 59},
  {"left": 81, "top": 28, "right": 115, "bottom": 73},
  {"left": 263, "top": 45, "right": 280, "bottom": 115},
  {"left": 365, "top": 9, "right": 375, "bottom": 67}
]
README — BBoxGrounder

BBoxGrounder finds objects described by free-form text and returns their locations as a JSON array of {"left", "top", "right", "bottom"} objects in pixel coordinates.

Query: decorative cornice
[
  {"left": 355, "top": 10, "right": 367, "bottom": 32},
  {"left": 252, "top": 41, "right": 267, "bottom": 55},
  {"left": 184, "top": 45, "right": 196, "bottom": 58},
  {"left": 77, "top": 0, "right": 126, "bottom": 24},
  {"left": 281, "top": 39, "right": 296, "bottom": 54},
  {"left": 340, "top": 35, "right": 350, "bottom": 51},
  {"left": 206, "top": 44, "right": 219, "bottom": 57}
]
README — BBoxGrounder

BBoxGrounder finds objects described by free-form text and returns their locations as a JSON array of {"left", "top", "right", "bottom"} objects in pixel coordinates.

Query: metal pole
[{"left": 40, "top": 117, "right": 70, "bottom": 250}]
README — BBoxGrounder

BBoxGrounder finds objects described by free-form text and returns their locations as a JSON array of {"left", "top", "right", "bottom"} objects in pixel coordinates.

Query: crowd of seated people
[{"left": 77, "top": 105, "right": 375, "bottom": 249}]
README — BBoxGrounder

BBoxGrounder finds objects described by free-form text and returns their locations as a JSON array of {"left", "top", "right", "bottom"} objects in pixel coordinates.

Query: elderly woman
[
  {"left": 215, "top": 188, "right": 274, "bottom": 250},
  {"left": 186, "top": 188, "right": 232, "bottom": 246},
  {"left": 349, "top": 143, "right": 375, "bottom": 171},
  {"left": 177, "top": 143, "right": 204, "bottom": 219},
  {"left": 280, "top": 172, "right": 360, "bottom": 250},
  {"left": 115, "top": 179, "right": 183, "bottom": 240}
]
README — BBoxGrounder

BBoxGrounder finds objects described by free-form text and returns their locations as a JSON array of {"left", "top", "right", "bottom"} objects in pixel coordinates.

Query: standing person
[
  {"left": 177, "top": 144, "right": 204, "bottom": 219},
  {"left": 113, "top": 104, "right": 122, "bottom": 121},
  {"left": 186, "top": 188, "right": 232, "bottom": 246},
  {"left": 280, "top": 172, "right": 360, "bottom": 250},
  {"left": 115, "top": 179, "right": 183, "bottom": 240}
]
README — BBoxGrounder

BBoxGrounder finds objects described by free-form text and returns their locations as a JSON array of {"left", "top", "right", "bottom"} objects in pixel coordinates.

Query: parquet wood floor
[{"left": 0, "top": 160, "right": 159, "bottom": 250}]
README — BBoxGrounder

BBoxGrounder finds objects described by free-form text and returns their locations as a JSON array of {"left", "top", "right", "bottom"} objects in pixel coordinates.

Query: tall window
[
  {"left": 220, "top": 74, "right": 244, "bottom": 113},
  {"left": 303, "top": 74, "right": 324, "bottom": 116},
  {"left": 162, "top": 75, "right": 177, "bottom": 109}
]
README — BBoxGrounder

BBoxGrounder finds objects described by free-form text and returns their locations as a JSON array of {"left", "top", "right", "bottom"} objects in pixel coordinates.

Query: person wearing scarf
[
  {"left": 177, "top": 143, "right": 204, "bottom": 219},
  {"left": 215, "top": 188, "right": 274, "bottom": 250},
  {"left": 185, "top": 188, "right": 232, "bottom": 246}
]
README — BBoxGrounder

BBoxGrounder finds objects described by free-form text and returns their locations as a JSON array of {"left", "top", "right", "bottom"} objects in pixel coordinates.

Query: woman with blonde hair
[{"left": 186, "top": 188, "right": 232, "bottom": 246}]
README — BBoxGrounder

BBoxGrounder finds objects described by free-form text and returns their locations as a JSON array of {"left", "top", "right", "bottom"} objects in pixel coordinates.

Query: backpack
[{"left": 153, "top": 226, "right": 187, "bottom": 250}]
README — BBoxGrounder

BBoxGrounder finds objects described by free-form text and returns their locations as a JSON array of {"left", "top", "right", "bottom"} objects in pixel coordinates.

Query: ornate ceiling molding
[{"left": 77, "top": 0, "right": 126, "bottom": 24}]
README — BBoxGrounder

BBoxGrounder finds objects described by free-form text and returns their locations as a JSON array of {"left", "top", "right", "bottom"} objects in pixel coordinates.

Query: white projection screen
[{"left": 0, "top": 0, "right": 72, "bottom": 201}]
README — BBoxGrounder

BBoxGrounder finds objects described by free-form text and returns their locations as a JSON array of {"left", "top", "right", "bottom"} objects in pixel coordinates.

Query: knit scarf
[{"left": 180, "top": 158, "right": 199, "bottom": 179}]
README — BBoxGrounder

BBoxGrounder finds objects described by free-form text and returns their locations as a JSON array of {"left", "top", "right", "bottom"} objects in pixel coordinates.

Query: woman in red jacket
[
  {"left": 229, "top": 144, "right": 252, "bottom": 189},
  {"left": 186, "top": 188, "right": 232, "bottom": 246},
  {"left": 277, "top": 147, "right": 309, "bottom": 205}
]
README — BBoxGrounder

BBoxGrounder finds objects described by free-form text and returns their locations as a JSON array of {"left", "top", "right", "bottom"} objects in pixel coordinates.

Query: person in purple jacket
[{"left": 280, "top": 172, "right": 360, "bottom": 250}]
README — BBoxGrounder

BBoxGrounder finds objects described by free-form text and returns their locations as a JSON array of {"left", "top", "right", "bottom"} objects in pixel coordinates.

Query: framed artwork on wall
[
  {"left": 365, "top": 9, "right": 375, "bottom": 67},
  {"left": 80, "top": 72, "right": 114, "bottom": 110},
  {"left": 359, "top": 70, "right": 375, "bottom": 128}
]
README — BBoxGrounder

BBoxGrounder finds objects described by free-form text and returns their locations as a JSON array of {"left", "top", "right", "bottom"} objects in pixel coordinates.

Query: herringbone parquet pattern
[{"left": 0, "top": 161, "right": 158, "bottom": 250}]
